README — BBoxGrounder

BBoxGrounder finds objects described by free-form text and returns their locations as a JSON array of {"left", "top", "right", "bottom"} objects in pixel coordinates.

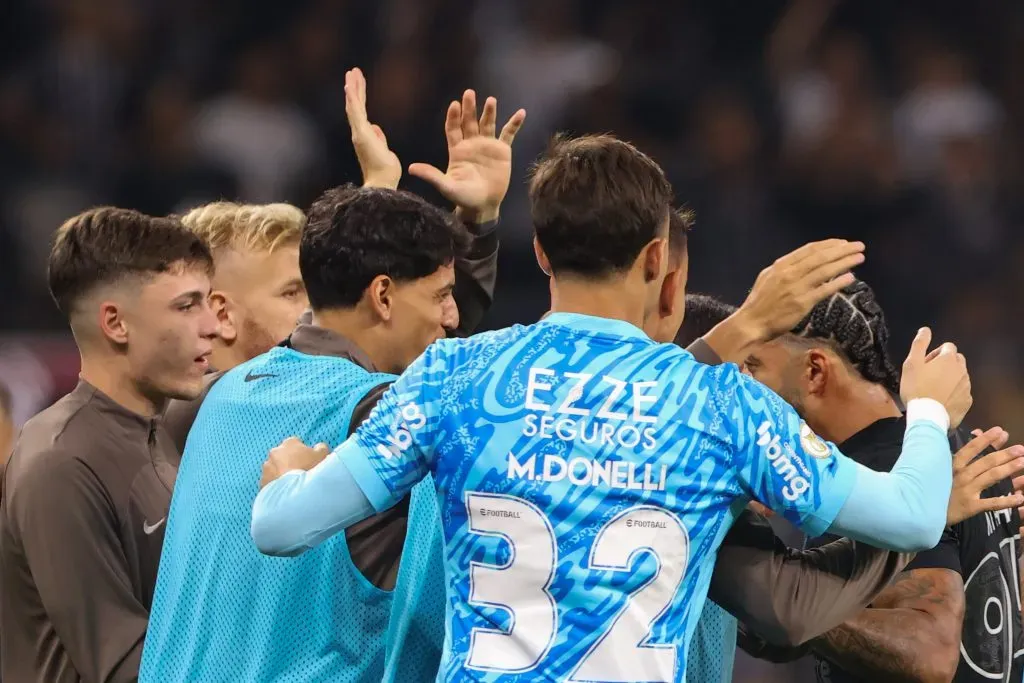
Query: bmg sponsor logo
[
  {"left": 376, "top": 402, "right": 427, "bottom": 460},
  {"left": 757, "top": 421, "right": 811, "bottom": 501}
]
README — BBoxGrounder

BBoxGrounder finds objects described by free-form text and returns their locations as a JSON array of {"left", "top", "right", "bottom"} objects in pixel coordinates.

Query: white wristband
[{"left": 906, "top": 397, "right": 950, "bottom": 433}]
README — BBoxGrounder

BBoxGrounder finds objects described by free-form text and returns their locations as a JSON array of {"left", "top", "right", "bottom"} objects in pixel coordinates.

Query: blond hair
[{"left": 180, "top": 202, "right": 304, "bottom": 254}]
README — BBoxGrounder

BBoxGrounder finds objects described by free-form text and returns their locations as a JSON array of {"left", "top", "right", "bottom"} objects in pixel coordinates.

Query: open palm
[{"left": 410, "top": 90, "right": 526, "bottom": 220}]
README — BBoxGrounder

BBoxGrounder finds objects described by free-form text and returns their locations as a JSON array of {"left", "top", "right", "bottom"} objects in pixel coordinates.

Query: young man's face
[
  {"left": 123, "top": 268, "right": 219, "bottom": 400},
  {"left": 217, "top": 245, "right": 308, "bottom": 360},
  {"left": 387, "top": 264, "right": 458, "bottom": 373}
]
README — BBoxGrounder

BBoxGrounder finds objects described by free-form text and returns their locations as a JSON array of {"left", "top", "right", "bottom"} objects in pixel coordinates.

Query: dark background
[{"left": 1, "top": 1, "right": 1022, "bottom": 677}]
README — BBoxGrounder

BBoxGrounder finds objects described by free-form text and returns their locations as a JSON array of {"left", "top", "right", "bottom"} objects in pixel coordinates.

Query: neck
[
  {"left": 816, "top": 381, "right": 902, "bottom": 445},
  {"left": 549, "top": 274, "right": 647, "bottom": 330},
  {"left": 78, "top": 352, "right": 164, "bottom": 417},
  {"left": 311, "top": 307, "right": 394, "bottom": 372}
]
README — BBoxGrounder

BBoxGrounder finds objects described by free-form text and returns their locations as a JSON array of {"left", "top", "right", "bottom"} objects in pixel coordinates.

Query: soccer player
[
  {"left": 741, "top": 279, "right": 1024, "bottom": 683},
  {"left": 672, "top": 293, "right": 1024, "bottom": 682},
  {"left": 253, "top": 134, "right": 969, "bottom": 681},
  {"left": 0, "top": 208, "right": 217, "bottom": 683},
  {"left": 141, "top": 75, "right": 525, "bottom": 683}
]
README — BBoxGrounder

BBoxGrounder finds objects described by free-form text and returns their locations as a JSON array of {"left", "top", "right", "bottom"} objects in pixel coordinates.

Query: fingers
[
  {"left": 904, "top": 327, "right": 933, "bottom": 368},
  {"left": 444, "top": 100, "right": 462, "bottom": 148},
  {"left": 794, "top": 245, "right": 865, "bottom": 288},
  {"left": 313, "top": 442, "right": 330, "bottom": 454},
  {"left": 344, "top": 68, "right": 371, "bottom": 136},
  {"left": 969, "top": 493, "right": 1024, "bottom": 516},
  {"left": 955, "top": 427, "right": 1006, "bottom": 470},
  {"left": 479, "top": 96, "right": 497, "bottom": 138},
  {"left": 461, "top": 89, "right": 479, "bottom": 139},
  {"left": 797, "top": 253, "right": 864, "bottom": 298},
  {"left": 408, "top": 162, "right": 450, "bottom": 191},
  {"left": 962, "top": 445, "right": 1024, "bottom": 490},
  {"left": 778, "top": 239, "right": 861, "bottom": 271},
  {"left": 499, "top": 108, "right": 527, "bottom": 146},
  {"left": 1013, "top": 474, "right": 1024, "bottom": 492},
  {"left": 806, "top": 272, "right": 856, "bottom": 306},
  {"left": 371, "top": 124, "right": 387, "bottom": 145}
]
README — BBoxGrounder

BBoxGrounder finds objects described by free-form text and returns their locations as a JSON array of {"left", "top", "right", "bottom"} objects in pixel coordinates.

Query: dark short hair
[
  {"left": 301, "top": 185, "right": 470, "bottom": 310},
  {"left": 675, "top": 294, "right": 737, "bottom": 347},
  {"left": 668, "top": 207, "right": 694, "bottom": 262},
  {"left": 48, "top": 207, "right": 214, "bottom": 317},
  {"left": 529, "top": 134, "right": 673, "bottom": 277},
  {"left": 788, "top": 279, "right": 900, "bottom": 394}
]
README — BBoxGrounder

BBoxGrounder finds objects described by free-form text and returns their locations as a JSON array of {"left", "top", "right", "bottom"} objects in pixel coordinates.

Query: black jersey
[{"left": 807, "top": 417, "right": 1023, "bottom": 683}]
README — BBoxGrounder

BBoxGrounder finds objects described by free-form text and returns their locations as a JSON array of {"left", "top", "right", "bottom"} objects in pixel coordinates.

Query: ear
[
  {"left": 97, "top": 300, "right": 129, "bottom": 345},
  {"left": 641, "top": 237, "right": 669, "bottom": 283},
  {"left": 534, "top": 237, "right": 552, "bottom": 276},
  {"left": 804, "top": 349, "right": 832, "bottom": 396},
  {"left": 367, "top": 274, "right": 395, "bottom": 322},
  {"left": 209, "top": 291, "right": 236, "bottom": 342},
  {"left": 658, "top": 267, "right": 682, "bottom": 318}
]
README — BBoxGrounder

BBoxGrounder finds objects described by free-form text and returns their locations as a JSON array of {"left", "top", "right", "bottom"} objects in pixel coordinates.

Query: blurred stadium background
[{"left": 0, "top": 1, "right": 1021, "bottom": 676}]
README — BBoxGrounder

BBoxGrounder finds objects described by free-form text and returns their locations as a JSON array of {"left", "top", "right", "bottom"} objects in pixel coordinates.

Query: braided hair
[{"left": 789, "top": 280, "right": 901, "bottom": 395}]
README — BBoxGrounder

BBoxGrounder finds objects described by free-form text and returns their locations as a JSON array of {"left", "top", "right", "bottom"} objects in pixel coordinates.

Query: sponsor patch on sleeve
[{"left": 799, "top": 422, "right": 832, "bottom": 459}]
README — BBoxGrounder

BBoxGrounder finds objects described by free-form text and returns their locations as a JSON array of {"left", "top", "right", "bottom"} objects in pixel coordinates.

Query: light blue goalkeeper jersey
[
  {"left": 253, "top": 312, "right": 953, "bottom": 682},
  {"left": 141, "top": 347, "right": 444, "bottom": 682}
]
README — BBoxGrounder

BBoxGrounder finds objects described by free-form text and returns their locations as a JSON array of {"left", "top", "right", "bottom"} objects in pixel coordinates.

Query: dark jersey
[
  {"left": 0, "top": 380, "right": 177, "bottom": 683},
  {"left": 807, "top": 417, "right": 1023, "bottom": 683}
]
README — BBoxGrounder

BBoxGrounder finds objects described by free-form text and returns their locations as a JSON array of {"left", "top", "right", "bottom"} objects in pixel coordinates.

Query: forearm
[
  {"left": 700, "top": 311, "right": 763, "bottom": 365},
  {"left": 829, "top": 402, "right": 951, "bottom": 551},
  {"left": 251, "top": 451, "right": 377, "bottom": 556},
  {"left": 709, "top": 512, "right": 912, "bottom": 647},
  {"left": 814, "top": 608, "right": 956, "bottom": 683},
  {"left": 451, "top": 219, "right": 498, "bottom": 337}
]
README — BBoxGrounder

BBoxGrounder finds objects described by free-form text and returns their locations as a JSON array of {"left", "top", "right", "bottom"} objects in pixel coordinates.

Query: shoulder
[
  {"left": 6, "top": 421, "right": 105, "bottom": 519},
  {"left": 10, "top": 394, "right": 97, "bottom": 482},
  {"left": 418, "top": 324, "right": 533, "bottom": 371}
]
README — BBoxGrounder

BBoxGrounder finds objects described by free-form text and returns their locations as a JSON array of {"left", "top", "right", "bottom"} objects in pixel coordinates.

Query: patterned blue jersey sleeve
[
  {"left": 340, "top": 340, "right": 451, "bottom": 511},
  {"left": 716, "top": 367, "right": 857, "bottom": 538}
]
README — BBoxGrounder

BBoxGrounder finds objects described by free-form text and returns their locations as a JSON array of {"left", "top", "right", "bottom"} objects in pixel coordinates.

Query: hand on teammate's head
[
  {"left": 407, "top": 89, "right": 526, "bottom": 224},
  {"left": 345, "top": 67, "right": 402, "bottom": 190},
  {"left": 735, "top": 239, "right": 865, "bottom": 343},
  {"left": 948, "top": 427, "right": 1024, "bottom": 524},
  {"left": 899, "top": 328, "right": 972, "bottom": 427},
  {"left": 260, "top": 437, "right": 330, "bottom": 489}
]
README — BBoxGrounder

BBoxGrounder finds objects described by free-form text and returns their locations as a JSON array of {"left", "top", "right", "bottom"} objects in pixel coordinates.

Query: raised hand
[
  {"left": 702, "top": 239, "right": 865, "bottom": 363},
  {"left": 409, "top": 89, "right": 526, "bottom": 223},
  {"left": 947, "top": 427, "right": 1024, "bottom": 524},
  {"left": 345, "top": 68, "right": 401, "bottom": 189},
  {"left": 899, "top": 328, "right": 972, "bottom": 428}
]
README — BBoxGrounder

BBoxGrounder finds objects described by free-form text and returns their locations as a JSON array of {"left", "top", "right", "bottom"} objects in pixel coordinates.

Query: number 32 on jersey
[{"left": 464, "top": 492, "right": 690, "bottom": 682}]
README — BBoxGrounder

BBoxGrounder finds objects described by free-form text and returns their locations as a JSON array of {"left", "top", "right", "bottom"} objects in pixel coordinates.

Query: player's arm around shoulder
[
  {"left": 252, "top": 340, "right": 454, "bottom": 555},
  {"left": 709, "top": 510, "right": 916, "bottom": 649},
  {"left": 811, "top": 564, "right": 964, "bottom": 683}
]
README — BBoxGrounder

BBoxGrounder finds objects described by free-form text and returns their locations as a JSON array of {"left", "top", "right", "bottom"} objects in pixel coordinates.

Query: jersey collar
[{"left": 540, "top": 312, "right": 652, "bottom": 342}]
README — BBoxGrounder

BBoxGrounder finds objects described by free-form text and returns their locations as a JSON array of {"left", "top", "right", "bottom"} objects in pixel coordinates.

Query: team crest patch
[{"left": 800, "top": 422, "right": 831, "bottom": 459}]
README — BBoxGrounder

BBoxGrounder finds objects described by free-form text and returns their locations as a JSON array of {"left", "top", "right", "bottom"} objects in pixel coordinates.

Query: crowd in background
[{"left": 0, "top": 1, "right": 1022, "bottom": 677}]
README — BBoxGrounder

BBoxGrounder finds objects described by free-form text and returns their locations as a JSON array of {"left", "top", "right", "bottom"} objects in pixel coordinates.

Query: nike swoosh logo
[
  {"left": 244, "top": 371, "right": 278, "bottom": 382},
  {"left": 143, "top": 518, "right": 166, "bottom": 535}
]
